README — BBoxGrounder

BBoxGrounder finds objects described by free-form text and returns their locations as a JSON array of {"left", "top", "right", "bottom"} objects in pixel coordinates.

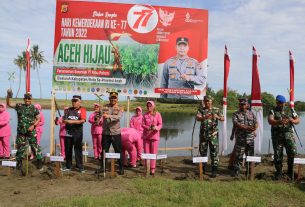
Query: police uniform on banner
[{"left": 161, "top": 37, "right": 205, "bottom": 99}]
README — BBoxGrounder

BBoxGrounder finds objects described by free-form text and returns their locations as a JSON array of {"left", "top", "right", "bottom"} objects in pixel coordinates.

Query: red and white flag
[
  {"left": 221, "top": 45, "right": 230, "bottom": 154},
  {"left": 26, "top": 38, "right": 31, "bottom": 93},
  {"left": 289, "top": 50, "right": 295, "bottom": 108},
  {"left": 251, "top": 46, "right": 263, "bottom": 152}
]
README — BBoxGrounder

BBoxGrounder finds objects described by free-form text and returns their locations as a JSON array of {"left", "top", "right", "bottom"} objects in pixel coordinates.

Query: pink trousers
[
  {"left": 59, "top": 136, "right": 65, "bottom": 158},
  {"left": 143, "top": 139, "right": 159, "bottom": 173},
  {"left": 0, "top": 136, "right": 10, "bottom": 158},
  {"left": 92, "top": 134, "right": 102, "bottom": 159}
]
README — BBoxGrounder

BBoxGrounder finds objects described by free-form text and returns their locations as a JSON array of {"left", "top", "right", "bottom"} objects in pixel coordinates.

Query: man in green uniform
[
  {"left": 268, "top": 95, "right": 300, "bottom": 179},
  {"left": 196, "top": 95, "right": 224, "bottom": 177},
  {"left": 6, "top": 90, "right": 43, "bottom": 170},
  {"left": 232, "top": 98, "right": 258, "bottom": 177}
]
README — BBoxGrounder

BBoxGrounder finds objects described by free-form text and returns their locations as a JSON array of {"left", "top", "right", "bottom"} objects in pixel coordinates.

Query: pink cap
[{"left": 146, "top": 101, "right": 155, "bottom": 108}]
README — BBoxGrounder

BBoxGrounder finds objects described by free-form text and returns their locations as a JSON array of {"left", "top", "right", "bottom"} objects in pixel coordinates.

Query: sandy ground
[{"left": 0, "top": 155, "right": 304, "bottom": 207}]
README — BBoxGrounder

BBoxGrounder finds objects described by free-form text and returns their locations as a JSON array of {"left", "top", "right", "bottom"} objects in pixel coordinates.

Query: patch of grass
[{"left": 41, "top": 178, "right": 305, "bottom": 207}]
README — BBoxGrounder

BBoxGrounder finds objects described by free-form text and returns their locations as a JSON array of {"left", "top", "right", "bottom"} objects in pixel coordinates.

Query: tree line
[{"left": 157, "top": 86, "right": 305, "bottom": 112}]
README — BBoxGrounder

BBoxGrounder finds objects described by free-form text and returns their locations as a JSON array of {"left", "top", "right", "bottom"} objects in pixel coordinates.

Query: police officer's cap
[
  {"left": 72, "top": 95, "right": 82, "bottom": 101},
  {"left": 176, "top": 37, "right": 189, "bottom": 45},
  {"left": 109, "top": 92, "right": 118, "bottom": 98},
  {"left": 276, "top": 95, "right": 286, "bottom": 103},
  {"left": 204, "top": 95, "right": 213, "bottom": 101},
  {"left": 238, "top": 98, "right": 248, "bottom": 105},
  {"left": 24, "top": 92, "right": 32, "bottom": 99}
]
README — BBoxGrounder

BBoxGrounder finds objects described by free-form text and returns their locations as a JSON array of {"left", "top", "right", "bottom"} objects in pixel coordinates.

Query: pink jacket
[
  {"left": 35, "top": 111, "right": 45, "bottom": 133},
  {"left": 142, "top": 111, "right": 162, "bottom": 141},
  {"left": 56, "top": 116, "right": 66, "bottom": 137},
  {"left": 121, "top": 128, "right": 142, "bottom": 146},
  {"left": 130, "top": 107, "right": 143, "bottom": 134},
  {"left": 0, "top": 103, "right": 11, "bottom": 137},
  {"left": 88, "top": 112, "right": 103, "bottom": 135}
]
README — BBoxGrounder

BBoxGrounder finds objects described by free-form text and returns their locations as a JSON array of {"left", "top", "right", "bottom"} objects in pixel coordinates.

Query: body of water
[{"left": 5, "top": 108, "right": 305, "bottom": 157}]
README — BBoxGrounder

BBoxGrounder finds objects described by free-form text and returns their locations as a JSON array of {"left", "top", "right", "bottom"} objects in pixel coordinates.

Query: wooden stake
[
  {"left": 111, "top": 159, "right": 115, "bottom": 178},
  {"left": 250, "top": 162, "right": 255, "bottom": 181},
  {"left": 297, "top": 165, "right": 302, "bottom": 182},
  {"left": 84, "top": 142, "right": 87, "bottom": 163},
  {"left": 199, "top": 162, "right": 203, "bottom": 181},
  {"left": 54, "top": 162, "right": 62, "bottom": 177},
  {"left": 7, "top": 167, "right": 11, "bottom": 176},
  {"left": 144, "top": 159, "right": 150, "bottom": 177},
  {"left": 50, "top": 92, "right": 56, "bottom": 155},
  {"left": 126, "top": 96, "right": 130, "bottom": 127}
]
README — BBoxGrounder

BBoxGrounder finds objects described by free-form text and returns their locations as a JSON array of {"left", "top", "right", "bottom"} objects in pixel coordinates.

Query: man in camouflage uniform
[
  {"left": 232, "top": 98, "right": 258, "bottom": 177},
  {"left": 196, "top": 95, "right": 224, "bottom": 177},
  {"left": 268, "top": 95, "right": 300, "bottom": 179},
  {"left": 6, "top": 91, "right": 43, "bottom": 170},
  {"left": 160, "top": 37, "right": 206, "bottom": 99}
]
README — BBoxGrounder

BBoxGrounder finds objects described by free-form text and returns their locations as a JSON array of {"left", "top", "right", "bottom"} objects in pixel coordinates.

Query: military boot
[
  {"left": 17, "top": 160, "right": 22, "bottom": 170},
  {"left": 202, "top": 164, "right": 206, "bottom": 175},
  {"left": 95, "top": 159, "right": 104, "bottom": 174},
  {"left": 211, "top": 166, "right": 217, "bottom": 178},
  {"left": 37, "top": 159, "right": 43, "bottom": 170},
  {"left": 287, "top": 162, "right": 294, "bottom": 180}
]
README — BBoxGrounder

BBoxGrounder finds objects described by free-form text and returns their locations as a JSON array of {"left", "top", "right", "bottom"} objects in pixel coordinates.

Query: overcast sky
[{"left": 1, "top": 0, "right": 305, "bottom": 100}]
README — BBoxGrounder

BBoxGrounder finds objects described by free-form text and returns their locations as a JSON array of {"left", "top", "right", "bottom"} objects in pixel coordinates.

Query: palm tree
[
  {"left": 31, "top": 45, "right": 47, "bottom": 99},
  {"left": 13, "top": 51, "right": 27, "bottom": 98}
]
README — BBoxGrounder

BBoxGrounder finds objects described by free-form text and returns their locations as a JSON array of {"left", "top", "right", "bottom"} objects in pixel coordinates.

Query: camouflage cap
[
  {"left": 238, "top": 98, "right": 248, "bottom": 105},
  {"left": 24, "top": 92, "right": 32, "bottom": 99},
  {"left": 204, "top": 95, "right": 214, "bottom": 101}
]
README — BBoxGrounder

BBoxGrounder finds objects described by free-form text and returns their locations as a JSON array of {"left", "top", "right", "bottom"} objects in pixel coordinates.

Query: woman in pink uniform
[
  {"left": 130, "top": 106, "right": 143, "bottom": 136},
  {"left": 55, "top": 107, "right": 69, "bottom": 158},
  {"left": 0, "top": 103, "right": 11, "bottom": 159},
  {"left": 34, "top": 104, "right": 45, "bottom": 145},
  {"left": 88, "top": 103, "right": 103, "bottom": 159},
  {"left": 142, "top": 101, "right": 162, "bottom": 175},
  {"left": 121, "top": 127, "right": 142, "bottom": 168}
]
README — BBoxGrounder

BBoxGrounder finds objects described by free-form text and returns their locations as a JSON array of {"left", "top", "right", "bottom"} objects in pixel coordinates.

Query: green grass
[{"left": 41, "top": 178, "right": 305, "bottom": 207}]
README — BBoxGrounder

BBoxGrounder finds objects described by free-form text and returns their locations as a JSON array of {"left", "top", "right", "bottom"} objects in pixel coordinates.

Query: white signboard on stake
[
  {"left": 246, "top": 156, "right": 261, "bottom": 163},
  {"left": 11, "top": 149, "right": 17, "bottom": 155},
  {"left": 142, "top": 153, "right": 157, "bottom": 160},
  {"left": 50, "top": 156, "right": 65, "bottom": 162},
  {"left": 106, "top": 153, "right": 121, "bottom": 159},
  {"left": 157, "top": 154, "right": 167, "bottom": 160},
  {"left": 192, "top": 157, "right": 208, "bottom": 163},
  {"left": 82, "top": 151, "right": 89, "bottom": 156},
  {"left": 2, "top": 161, "right": 17, "bottom": 167},
  {"left": 294, "top": 158, "right": 305, "bottom": 165}
]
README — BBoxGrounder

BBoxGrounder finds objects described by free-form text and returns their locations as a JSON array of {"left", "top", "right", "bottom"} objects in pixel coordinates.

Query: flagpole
[
  {"left": 222, "top": 45, "right": 230, "bottom": 155},
  {"left": 251, "top": 46, "right": 263, "bottom": 153},
  {"left": 26, "top": 38, "right": 31, "bottom": 93}
]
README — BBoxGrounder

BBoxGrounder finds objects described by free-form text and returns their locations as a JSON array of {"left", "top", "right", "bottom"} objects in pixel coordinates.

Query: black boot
[
  {"left": 287, "top": 158, "right": 294, "bottom": 180},
  {"left": 211, "top": 166, "right": 217, "bottom": 178},
  {"left": 37, "top": 159, "right": 43, "bottom": 170},
  {"left": 17, "top": 160, "right": 22, "bottom": 170},
  {"left": 95, "top": 159, "right": 104, "bottom": 174},
  {"left": 202, "top": 164, "right": 206, "bottom": 175},
  {"left": 275, "top": 165, "right": 282, "bottom": 180}
]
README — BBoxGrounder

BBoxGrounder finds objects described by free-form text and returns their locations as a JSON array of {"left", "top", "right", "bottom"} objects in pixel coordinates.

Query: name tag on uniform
[
  {"left": 294, "top": 158, "right": 305, "bottom": 165},
  {"left": 106, "top": 153, "right": 120, "bottom": 159},
  {"left": 246, "top": 156, "right": 261, "bottom": 163},
  {"left": 50, "top": 156, "right": 64, "bottom": 162},
  {"left": 192, "top": 157, "right": 208, "bottom": 163},
  {"left": 142, "top": 153, "right": 157, "bottom": 160},
  {"left": 2, "top": 161, "right": 17, "bottom": 167}
]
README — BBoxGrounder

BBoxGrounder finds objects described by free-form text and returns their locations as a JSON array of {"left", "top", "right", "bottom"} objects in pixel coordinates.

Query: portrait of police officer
[{"left": 160, "top": 37, "right": 206, "bottom": 99}]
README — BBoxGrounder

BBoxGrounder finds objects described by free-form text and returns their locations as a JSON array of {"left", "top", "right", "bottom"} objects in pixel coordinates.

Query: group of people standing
[
  {"left": 0, "top": 89, "right": 300, "bottom": 179},
  {"left": 197, "top": 94, "right": 300, "bottom": 179}
]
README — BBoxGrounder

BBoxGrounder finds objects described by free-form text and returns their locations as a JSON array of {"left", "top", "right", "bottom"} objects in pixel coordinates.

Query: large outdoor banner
[{"left": 53, "top": 0, "right": 208, "bottom": 99}]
